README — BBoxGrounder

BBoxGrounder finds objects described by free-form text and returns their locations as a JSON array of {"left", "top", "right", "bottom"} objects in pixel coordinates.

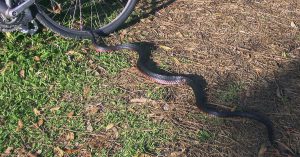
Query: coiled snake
[{"left": 90, "top": 32, "right": 297, "bottom": 157}]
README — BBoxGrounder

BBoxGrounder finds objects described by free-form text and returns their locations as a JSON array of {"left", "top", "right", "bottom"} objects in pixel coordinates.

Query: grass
[
  {"left": 197, "top": 130, "right": 214, "bottom": 142},
  {"left": 217, "top": 82, "right": 243, "bottom": 103},
  {"left": 0, "top": 31, "right": 171, "bottom": 156}
]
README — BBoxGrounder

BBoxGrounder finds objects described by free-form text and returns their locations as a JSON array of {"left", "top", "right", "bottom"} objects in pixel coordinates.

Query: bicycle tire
[{"left": 34, "top": 0, "right": 137, "bottom": 39}]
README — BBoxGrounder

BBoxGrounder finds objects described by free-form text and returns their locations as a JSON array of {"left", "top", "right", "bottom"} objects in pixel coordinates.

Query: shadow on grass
[{"left": 118, "top": 0, "right": 176, "bottom": 31}]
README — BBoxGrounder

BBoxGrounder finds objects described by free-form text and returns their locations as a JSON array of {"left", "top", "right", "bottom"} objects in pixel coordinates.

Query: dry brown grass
[{"left": 100, "top": 0, "right": 300, "bottom": 156}]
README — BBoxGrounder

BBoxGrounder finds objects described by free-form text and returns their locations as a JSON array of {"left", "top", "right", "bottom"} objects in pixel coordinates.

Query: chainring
[
  {"left": 0, "top": 13, "right": 25, "bottom": 32},
  {"left": 0, "top": 0, "right": 33, "bottom": 32}
]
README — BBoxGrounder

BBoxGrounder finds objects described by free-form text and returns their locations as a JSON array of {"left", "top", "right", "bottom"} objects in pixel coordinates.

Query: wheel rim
[{"left": 35, "top": 0, "right": 130, "bottom": 31}]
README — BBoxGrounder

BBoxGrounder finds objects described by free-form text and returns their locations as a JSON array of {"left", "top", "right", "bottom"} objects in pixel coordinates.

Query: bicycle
[{"left": 0, "top": 0, "right": 137, "bottom": 38}]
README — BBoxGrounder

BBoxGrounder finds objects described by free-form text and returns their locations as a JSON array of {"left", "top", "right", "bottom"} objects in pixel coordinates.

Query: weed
[{"left": 217, "top": 83, "right": 243, "bottom": 102}]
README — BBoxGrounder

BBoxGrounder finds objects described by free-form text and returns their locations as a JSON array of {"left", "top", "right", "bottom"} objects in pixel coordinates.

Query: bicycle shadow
[{"left": 118, "top": 0, "right": 177, "bottom": 31}]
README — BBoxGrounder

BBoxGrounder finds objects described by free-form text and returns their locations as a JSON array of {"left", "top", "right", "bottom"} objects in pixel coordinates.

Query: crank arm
[{"left": 0, "top": 0, "right": 35, "bottom": 18}]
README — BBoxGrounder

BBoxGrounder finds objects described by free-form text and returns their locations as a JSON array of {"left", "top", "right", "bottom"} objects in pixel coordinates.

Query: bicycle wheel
[{"left": 34, "top": 0, "right": 137, "bottom": 39}]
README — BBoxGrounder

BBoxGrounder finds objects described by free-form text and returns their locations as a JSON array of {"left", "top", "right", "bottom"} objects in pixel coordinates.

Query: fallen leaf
[
  {"left": 33, "top": 56, "right": 40, "bottom": 62},
  {"left": 83, "top": 86, "right": 91, "bottom": 98},
  {"left": 86, "top": 105, "right": 100, "bottom": 115},
  {"left": 159, "top": 45, "right": 172, "bottom": 51},
  {"left": 52, "top": 3, "right": 62, "bottom": 14},
  {"left": 0, "top": 61, "right": 13, "bottom": 75},
  {"left": 78, "top": 149, "right": 92, "bottom": 157},
  {"left": 36, "top": 150, "right": 42, "bottom": 155},
  {"left": 16, "top": 119, "right": 23, "bottom": 131},
  {"left": 175, "top": 32, "right": 183, "bottom": 38},
  {"left": 258, "top": 143, "right": 267, "bottom": 157},
  {"left": 291, "top": 21, "right": 298, "bottom": 28},
  {"left": 27, "top": 152, "right": 37, "bottom": 157},
  {"left": 37, "top": 119, "right": 44, "bottom": 127},
  {"left": 33, "top": 108, "right": 41, "bottom": 116},
  {"left": 4, "top": 147, "right": 13, "bottom": 154},
  {"left": 54, "top": 147, "right": 64, "bottom": 157},
  {"left": 173, "top": 57, "right": 181, "bottom": 65},
  {"left": 254, "top": 68, "right": 263, "bottom": 75},
  {"left": 138, "top": 153, "right": 152, "bottom": 157},
  {"left": 130, "top": 98, "right": 149, "bottom": 103},
  {"left": 162, "top": 104, "right": 169, "bottom": 111},
  {"left": 275, "top": 141, "right": 296, "bottom": 156},
  {"left": 86, "top": 120, "right": 93, "bottom": 132},
  {"left": 5, "top": 32, "right": 12, "bottom": 38},
  {"left": 50, "top": 106, "right": 60, "bottom": 112},
  {"left": 170, "top": 151, "right": 184, "bottom": 157},
  {"left": 64, "top": 148, "right": 80, "bottom": 154},
  {"left": 112, "top": 127, "right": 119, "bottom": 138},
  {"left": 19, "top": 69, "right": 25, "bottom": 78},
  {"left": 276, "top": 87, "right": 283, "bottom": 98},
  {"left": 106, "top": 123, "right": 114, "bottom": 131},
  {"left": 67, "top": 111, "right": 74, "bottom": 118},
  {"left": 66, "top": 50, "right": 76, "bottom": 55},
  {"left": 66, "top": 132, "right": 75, "bottom": 141}
]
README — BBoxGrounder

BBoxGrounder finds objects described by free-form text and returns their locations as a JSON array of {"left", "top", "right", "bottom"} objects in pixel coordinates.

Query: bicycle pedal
[{"left": 20, "top": 20, "right": 38, "bottom": 35}]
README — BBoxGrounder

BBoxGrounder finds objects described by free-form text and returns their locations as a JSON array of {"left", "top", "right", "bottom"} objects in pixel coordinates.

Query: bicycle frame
[{"left": 0, "top": 0, "right": 35, "bottom": 18}]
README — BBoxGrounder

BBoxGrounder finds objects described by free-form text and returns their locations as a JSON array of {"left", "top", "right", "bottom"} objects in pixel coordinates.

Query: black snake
[{"left": 90, "top": 32, "right": 297, "bottom": 157}]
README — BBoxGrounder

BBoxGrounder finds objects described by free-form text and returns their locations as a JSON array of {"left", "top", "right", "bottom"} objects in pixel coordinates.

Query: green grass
[
  {"left": 217, "top": 82, "right": 243, "bottom": 102},
  {"left": 197, "top": 130, "right": 214, "bottom": 142},
  {"left": 0, "top": 32, "right": 170, "bottom": 156}
]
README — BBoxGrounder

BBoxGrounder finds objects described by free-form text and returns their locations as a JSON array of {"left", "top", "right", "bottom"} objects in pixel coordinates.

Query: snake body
[{"left": 91, "top": 36, "right": 296, "bottom": 157}]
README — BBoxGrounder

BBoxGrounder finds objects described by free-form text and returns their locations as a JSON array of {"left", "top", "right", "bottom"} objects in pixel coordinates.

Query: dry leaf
[
  {"left": 86, "top": 105, "right": 99, "bottom": 115},
  {"left": 78, "top": 149, "right": 92, "bottom": 157},
  {"left": 162, "top": 104, "right": 169, "bottom": 111},
  {"left": 291, "top": 21, "right": 298, "bottom": 28},
  {"left": 52, "top": 3, "right": 62, "bottom": 14},
  {"left": 276, "top": 87, "right": 283, "bottom": 98},
  {"left": 112, "top": 127, "right": 119, "bottom": 138},
  {"left": 66, "top": 132, "right": 75, "bottom": 141},
  {"left": 33, "top": 56, "right": 40, "bottom": 62},
  {"left": 175, "top": 32, "right": 183, "bottom": 38},
  {"left": 258, "top": 144, "right": 267, "bottom": 157},
  {"left": 66, "top": 50, "right": 76, "bottom": 55},
  {"left": 159, "top": 45, "right": 172, "bottom": 51},
  {"left": 83, "top": 86, "right": 91, "bottom": 98},
  {"left": 173, "top": 57, "right": 181, "bottom": 65},
  {"left": 19, "top": 69, "right": 25, "bottom": 78},
  {"left": 5, "top": 32, "right": 12, "bottom": 38},
  {"left": 50, "top": 106, "right": 60, "bottom": 112},
  {"left": 16, "top": 119, "right": 23, "bottom": 131},
  {"left": 105, "top": 123, "right": 114, "bottom": 131},
  {"left": 27, "top": 152, "right": 37, "bottom": 157},
  {"left": 0, "top": 61, "right": 13, "bottom": 75},
  {"left": 254, "top": 68, "right": 263, "bottom": 75},
  {"left": 138, "top": 154, "right": 152, "bottom": 157},
  {"left": 64, "top": 148, "right": 80, "bottom": 154},
  {"left": 37, "top": 119, "right": 44, "bottom": 127},
  {"left": 275, "top": 141, "right": 296, "bottom": 156},
  {"left": 33, "top": 108, "right": 41, "bottom": 116},
  {"left": 130, "top": 98, "right": 149, "bottom": 103},
  {"left": 67, "top": 111, "right": 74, "bottom": 118},
  {"left": 86, "top": 121, "right": 93, "bottom": 132},
  {"left": 54, "top": 147, "right": 64, "bottom": 157},
  {"left": 4, "top": 147, "right": 13, "bottom": 154},
  {"left": 36, "top": 150, "right": 42, "bottom": 155}
]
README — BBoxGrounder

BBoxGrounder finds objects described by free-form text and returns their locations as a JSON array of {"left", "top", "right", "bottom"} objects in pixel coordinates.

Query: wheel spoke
[{"left": 36, "top": 0, "right": 131, "bottom": 32}]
